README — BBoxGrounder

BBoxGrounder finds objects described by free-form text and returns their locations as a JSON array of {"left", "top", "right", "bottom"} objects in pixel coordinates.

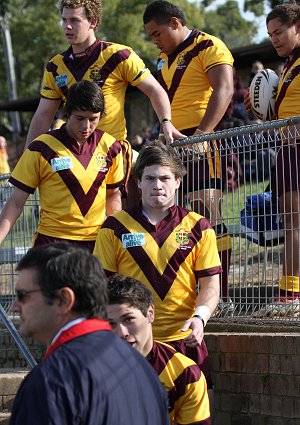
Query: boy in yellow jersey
[
  {"left": 25, "top": 0, "right": 185, "bottom": 198},
  {"left": 94, "top": 141, "right": 221, "bottom": 411},
  {"left": 0, "top": 80, "right": 124, "bottom": 252},
  {"left": 107, "top": 274, "right": 211, "bottom": 425},
  {"left": 143, "top": 0, "right": 235, "bottom": 314}
]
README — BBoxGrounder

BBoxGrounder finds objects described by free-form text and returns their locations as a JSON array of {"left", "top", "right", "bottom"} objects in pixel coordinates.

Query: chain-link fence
[
  {"left": 0, "top": 174, "right": 39, "bottom": 367},
  {"left": 0, "top": 116, "right": 300, "bottom": 367},
  {"left": 173, "top": 115, "right": 300, "bottom": 325}
]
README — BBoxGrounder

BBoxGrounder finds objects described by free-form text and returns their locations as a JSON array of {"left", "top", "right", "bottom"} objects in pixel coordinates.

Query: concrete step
[
  {"left": 0, "top": 369, "right": 28, "bottom": 415},
  {"left": 0, "top": 413, "right": 10, "bottom": 425}
]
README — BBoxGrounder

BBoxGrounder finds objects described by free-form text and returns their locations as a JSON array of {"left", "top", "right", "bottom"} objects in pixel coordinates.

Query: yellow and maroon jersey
[
  {"left": 9, "top": 126, "right": 124, "bottom": 241},
  {"left": 149, "top": 341, "right": 210, "bottom": 425},
  {"left": 94, "top": 204, "right": 221, "bottom": 341},
  {"left": 275, "top": 48, "right": 300, "bottom": 119},
  {"left": 41, "top": 40, "right": 150, "bottom": 141},
  {"left": 157, "top": 29, "right": 233, "bottom": 133}
]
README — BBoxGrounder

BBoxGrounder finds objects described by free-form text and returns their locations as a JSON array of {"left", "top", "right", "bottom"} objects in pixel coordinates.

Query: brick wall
[
  {"left": 0, "top": 330, "right": 299, "bottom": 423},
  {"left": 205, "top": 332, "right": 300, "bottom": 424}
]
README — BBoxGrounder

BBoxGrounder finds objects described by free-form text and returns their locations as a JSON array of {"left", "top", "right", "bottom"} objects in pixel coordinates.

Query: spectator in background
[
  {"left": 9, "top": 243, "right": 170, "bottom": 425},
  {"left": 0, "top": 136, "right": 10, "bottom": 175},
  {"left": 248, "top": 60, "right": 264, "bottom": 86}
]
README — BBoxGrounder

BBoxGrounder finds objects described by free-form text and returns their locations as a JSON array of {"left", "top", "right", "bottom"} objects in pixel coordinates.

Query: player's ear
[
  {"left": 170, "top": 17, "right": 180, "bottom": 29},
  {"left": 89, "top": 18, "right": 97, "bottom": 29},
  {"left": 147, "top": 305, "right": 155, "bottom": 323}
]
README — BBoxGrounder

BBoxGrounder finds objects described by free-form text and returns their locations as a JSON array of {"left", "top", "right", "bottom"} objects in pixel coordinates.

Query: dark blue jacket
[{"left": 10, "top": 331, "right": 170, "bottom": 425}]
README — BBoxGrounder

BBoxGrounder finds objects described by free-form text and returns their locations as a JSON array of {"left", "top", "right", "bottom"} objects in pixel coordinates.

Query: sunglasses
[{"left": 15, "top": 289, "right": 42, "bottom": 302}]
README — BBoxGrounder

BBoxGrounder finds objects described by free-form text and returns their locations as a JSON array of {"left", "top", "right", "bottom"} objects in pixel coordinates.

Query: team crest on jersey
[
  {"left": 157, "top": 59, "right": 166, "bottom": 71},
  {"left": 122, "top": 233, "right": 145, "bottom": 248},
  {"left": 51, "top": 157, "right": 73, "bottom": 172},
  {"left": 283, "top": 68, "right": 294, "bottom": 83},
  {"left": 95, "top": 154, "right": 108, "bottom": 172},
  {"left": 55, "top": 73, "right": 68, "bottom": 88},
  {"left": 90, "top": 65, "right": 102, "bottom": 83},
  {"left": 177, "top": 53, "right": 186, "bottom": 67},
  {"left": 175, "top": 228, "right": 190, "bottom": 249}
]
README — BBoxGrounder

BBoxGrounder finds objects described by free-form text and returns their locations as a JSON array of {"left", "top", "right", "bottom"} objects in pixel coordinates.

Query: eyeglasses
[{"left": 15, "top": 289, "right": 42, "bottom": 302}]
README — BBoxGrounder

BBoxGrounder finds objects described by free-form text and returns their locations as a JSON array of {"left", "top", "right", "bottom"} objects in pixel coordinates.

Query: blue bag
[{"left": 240, "top": 192, "right": 284, "bottom": 246}]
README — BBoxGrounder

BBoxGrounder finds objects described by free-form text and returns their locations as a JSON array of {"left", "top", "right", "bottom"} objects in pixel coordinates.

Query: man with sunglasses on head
[{"left": 10, "top": 243, "right": 170, "bottom": 425}]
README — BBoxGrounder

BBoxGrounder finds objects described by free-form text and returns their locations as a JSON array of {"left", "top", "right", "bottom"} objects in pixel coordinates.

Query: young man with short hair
[
  {"left": 0, "top": 80, "right": 123, "bottom": 251},
  {"left": 9, "top": 243, "right": 170, "bottom": 425},
  {"left": 94, "top": 141, "right": 221, "bottom": 402},
  {"left": 107, "top": 273, "right": 211, "bottom": 425},
  {"left": 143, "top": 0, "right": 235, "bottom": 313},
  {"left": 25, "top": 0, "right": 185, "bottom": 194}
]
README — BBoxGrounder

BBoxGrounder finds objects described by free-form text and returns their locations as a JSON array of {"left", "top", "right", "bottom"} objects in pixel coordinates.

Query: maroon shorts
[
  {"left": 271, "top": 143, "right": 300, "bottom": 197},
  {"left": 179, "top": 127, "right": 224, "bottom": 194},
  {"left": 33, "top": 233, "right": 95, "bottom": 253},
  {"left": 167, "top": 338, "right": 213, "bottom": 389}
]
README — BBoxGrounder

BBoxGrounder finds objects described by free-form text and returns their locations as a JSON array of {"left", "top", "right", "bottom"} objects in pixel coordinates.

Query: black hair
[
  {"left": 107, "top": 274, "right": 154, "bottom": 317},
  {"left": 143, "top": 0, "right": 186, "bottom": 26},
  {"left": 64, "top": 80, "right": 105, "bottom": 118},
  {"left": 17, "top": 243, "right": 108, "bottom": 319},
  {"left": 266, "top": 2, "right": 300, "bottom": 26}
]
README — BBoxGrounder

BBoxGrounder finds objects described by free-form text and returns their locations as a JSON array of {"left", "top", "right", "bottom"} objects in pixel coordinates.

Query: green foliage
[
  {"left": 101, "top": 0, "right": 205, "bottom": 68},
  {"left": 203, "top": 1, "right": 256, "bottom": 48},
  {"left": 0, "top": 0, "right": 266, "bottom": 101}
]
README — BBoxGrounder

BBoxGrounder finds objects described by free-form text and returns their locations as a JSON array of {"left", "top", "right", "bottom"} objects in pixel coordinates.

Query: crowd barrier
[
  {"left": 1, "top": 116, "right": 300, "bottom": 366},
  {"left": 173, "top": 115, "right": 300, "bottom": 325}
]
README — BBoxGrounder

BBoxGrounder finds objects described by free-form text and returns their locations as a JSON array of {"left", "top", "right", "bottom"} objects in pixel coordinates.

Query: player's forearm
[
  {"left": 106, "top": 189, "right": 122, "bottom": 216},
  {"left": 0, "top": 198, "right": 24, "bottom": 243},
  {"left": 197, "top": 86, "right": 233, "bottom": 133},
  {"left": 149, "top": 86, "right": 172, "bottom": 122},
  {"left": 195, "top": 275, "right": 220, "bottom": 321}
]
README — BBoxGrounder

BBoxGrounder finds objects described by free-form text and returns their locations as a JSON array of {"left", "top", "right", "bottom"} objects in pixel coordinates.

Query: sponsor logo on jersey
[
  {"left": 157, "top": 59, "right": 166, "bottom": 71},
  {"left": 95, "top": 154, "right": 108, "bottom": 172},
  {"left": 175, "top": 228, "right": 190, "bottom": 249},
  {"left": 51, "top": 157, "right": 73, "bottom": 172},
  {"left": 90, "top": 65, "right": 103, "bottom": 83},
  {"left": 122, "top": 233, "right": 145, "bottom": 248},
  {"left": 55, "top": 73, "right": 68, "bottom": 88}
]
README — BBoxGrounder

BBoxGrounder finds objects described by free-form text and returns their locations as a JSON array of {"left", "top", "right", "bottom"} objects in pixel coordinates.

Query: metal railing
[
  {"left": 0, "top": 116, "right": 299, "bottom": 368},
  {"left": 173, "top": 116, "right": 300, "bottom": 325},
  {"left": 0, "top": 174, "right": 38, "bottom": 367}
]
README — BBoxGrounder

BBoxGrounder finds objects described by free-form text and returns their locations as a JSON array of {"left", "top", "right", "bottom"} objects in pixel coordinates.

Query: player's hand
[
  {"left": 181, "top": 317, "right": 204, "bottom": 347},
  {"left": 162, "top": 122, "right": 186, "bottom": 144},
  {"left": 193, "top": 129, "right": 208, "bottom": 154},
  {"left": 244, "top": 89, "right": 251, "bottom": 113}
]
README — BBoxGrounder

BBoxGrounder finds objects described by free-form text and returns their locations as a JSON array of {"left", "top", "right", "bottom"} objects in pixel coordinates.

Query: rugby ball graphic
[{"left": 249, "top": 68, "right": 280, "bottom": 121}]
